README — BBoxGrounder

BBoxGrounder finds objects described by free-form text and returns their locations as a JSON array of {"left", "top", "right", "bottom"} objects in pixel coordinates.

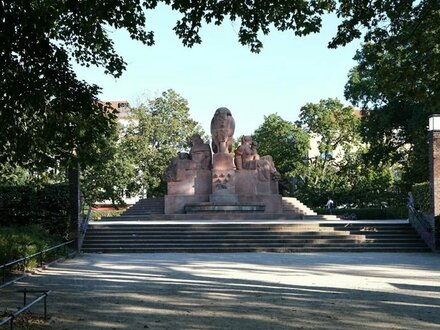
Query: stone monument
[{"left": 164, "top": 108, "right": 282, "bottom": 214}]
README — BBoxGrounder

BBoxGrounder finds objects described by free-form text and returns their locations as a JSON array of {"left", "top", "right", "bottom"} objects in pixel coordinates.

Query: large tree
[
  {"left": 2, "top": 0, "right": 436, "bottom": 169},
  {"left": 297, "top": 99, "right": 397, "bottom": 207},
  {"left": 81, "top": 89, "right": 205, "bottom": 204},
  {"left": 344, "top": 1, "right": 440, "bottom": 187},
  {"left": 252, "top": 113, "right": 309, "bottom": 195},
  {"left": 125, "top": 89, "right": 205, "bottom": 197}
]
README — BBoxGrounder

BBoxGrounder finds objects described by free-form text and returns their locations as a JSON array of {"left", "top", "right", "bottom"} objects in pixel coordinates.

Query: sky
[{"left": 73, "top": 4, "right": 362, "bottom": 138}]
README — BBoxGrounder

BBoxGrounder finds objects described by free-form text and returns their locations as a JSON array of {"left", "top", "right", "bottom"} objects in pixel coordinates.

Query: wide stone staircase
[
  {"left": 282, "top": 197, "right": 340, "bottom": 220},
  {"left": 105, "top": 197, "right": 339, "bottom": 221},
  {"left": 120, "top": 197, "right": 165, "bottom": 216},
  {"left": 81, "top": 221, "right": 430, "bottom": 253}
]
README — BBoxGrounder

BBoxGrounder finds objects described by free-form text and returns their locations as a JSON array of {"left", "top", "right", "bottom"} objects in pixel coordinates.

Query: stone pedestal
[
  {"left": 165, "top": 194, "right": 210, "bottom": 214},
  {"left": 211, "top": 153, "right": 238, "bottom": 203},
  {"left": 165, "top": 169, "right": 211, "bottom": 214}
]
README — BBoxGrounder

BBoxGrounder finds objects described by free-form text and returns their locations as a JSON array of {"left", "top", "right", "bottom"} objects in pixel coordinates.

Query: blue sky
[{"left": 74, "top": 4, "right": 362, "bottom": 138}]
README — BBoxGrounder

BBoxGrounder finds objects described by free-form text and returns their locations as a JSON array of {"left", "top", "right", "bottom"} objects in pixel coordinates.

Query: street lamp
[
  {"left": 428, "top": 114, "right": 440, "bottom": 131},
  {"left": 428, "top": 114, "right": 440, "bottom": 250}
]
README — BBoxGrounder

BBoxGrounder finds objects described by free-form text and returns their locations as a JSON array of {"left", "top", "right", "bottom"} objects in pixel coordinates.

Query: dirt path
[{"left": 2, "top": 252, "right": 440, "bottom": 330}]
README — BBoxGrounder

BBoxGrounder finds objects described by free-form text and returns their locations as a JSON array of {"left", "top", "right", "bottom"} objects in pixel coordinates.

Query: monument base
[
  {"left": 237, "top": 194, "right": 282, "bottom": 213},
  {"left": 209, "top": 193, "right": 239, "bottom": 203},
  {"left": 164, "top": 194, "right": 209, "bottom": 214},
  {"left": 185, "top": 202, "right": 265, "bottom": 213}
]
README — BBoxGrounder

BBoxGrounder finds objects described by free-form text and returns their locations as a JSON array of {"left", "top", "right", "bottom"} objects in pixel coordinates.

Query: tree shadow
[{"left": 1, "top": 252, "right": 439, "bottom": 330}]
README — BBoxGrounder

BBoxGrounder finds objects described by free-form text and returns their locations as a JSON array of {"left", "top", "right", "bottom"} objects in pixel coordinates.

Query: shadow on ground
[{"left": 2, "top": 252, "right": 440, "bottom": 330}]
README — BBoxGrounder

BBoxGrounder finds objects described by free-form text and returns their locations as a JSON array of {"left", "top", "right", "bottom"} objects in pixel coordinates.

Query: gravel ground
[{"left": 2, "top": 252, "right": 440, "bottom": 330}]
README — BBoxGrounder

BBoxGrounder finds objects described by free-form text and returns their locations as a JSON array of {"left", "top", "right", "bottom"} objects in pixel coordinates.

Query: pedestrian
[{"left": 326, "top": 198, "right": 334, "bottom": 215}]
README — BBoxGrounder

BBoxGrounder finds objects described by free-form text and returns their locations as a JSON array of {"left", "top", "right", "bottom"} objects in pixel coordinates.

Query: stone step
[
  {"left": 81, "top": 221, "right": 430, "bottom": 253},
  {"left": 121, "top": 197, "right": 165, "bottom": 216},
  {"left": 282, "top": 197, "right": 317, "bottom": 216},
  {"left": 82, "top": 245, "right": 431, "bottom": 253},
  {"left": 83, "top": 239, "right": 425, "bottom": 249}
]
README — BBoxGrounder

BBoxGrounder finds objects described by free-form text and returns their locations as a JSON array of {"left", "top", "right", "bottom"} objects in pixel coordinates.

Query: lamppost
[{"left": 428, "top": 114, "right": 440, "bottom": 250}]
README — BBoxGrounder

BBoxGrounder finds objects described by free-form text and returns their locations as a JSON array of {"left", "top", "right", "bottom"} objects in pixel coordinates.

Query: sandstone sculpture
[
  {"left": 189, "top": 134, "right": 212, "bottom": 170},
  {"left": 210, "top": 107, "right": 235, "bottom": 154},
  {"left": 235, "top": 135, "right": 281, "bottom": 182},
  {"left": 164, "top": 108, "right": 282, "bottom": 214},
  {"left": 164, "top": 134, "right": 211, "bottom": 182}
]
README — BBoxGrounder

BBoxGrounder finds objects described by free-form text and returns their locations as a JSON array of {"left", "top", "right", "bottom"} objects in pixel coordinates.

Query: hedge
[
  {"left": 90, "top": 209, "right": 125, "bottom": 221},
  {"left": 412, "top": 182, "right": 430, "bottom": 212},
  {"left": 0, "top": 183, "right": 71, "bottom": 238}
]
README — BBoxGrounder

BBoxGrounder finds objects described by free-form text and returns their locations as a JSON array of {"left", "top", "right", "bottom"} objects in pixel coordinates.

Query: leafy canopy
[
  {"left": 2, "top": 0, "right": 435, "bottom": 169},
  {"left": 344, "top": 2, "right": 440, "bottom": 186},
  {"left": 296, "top": 99, "right": 398, "bottom": 207},
  {"left": 81, "top": 89, "right": 205, "bottom": 204},
  {"left": 253, "top": 113, "right": 309, "bottom": 195}
]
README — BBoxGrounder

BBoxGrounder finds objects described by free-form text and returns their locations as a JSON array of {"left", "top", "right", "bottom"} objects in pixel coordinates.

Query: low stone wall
[{"left": 409, "top": 211, "right": 436, "bottom": 250}]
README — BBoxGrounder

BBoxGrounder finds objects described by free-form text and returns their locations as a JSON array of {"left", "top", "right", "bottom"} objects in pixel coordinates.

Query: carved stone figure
[
  {"left": 190, "top": 134, "right": 212, "bottom": 170},
  {"left": 210, "top": 107, "right": 235, "bottom": 154},
  {"left": 164, "top": 135, "right": 212, "bottom": 182},
  {"left": 234, "top": 136, "right": 281, "bottom": 182},
  {"left": 163, "top": 152, "right": 191, "bottom": 182},
  {"left": 235, "top": 135, "right": 256, "bottom": 170},
  {"left": 259, "top": 155, "right": 281, "bottom": 182}
]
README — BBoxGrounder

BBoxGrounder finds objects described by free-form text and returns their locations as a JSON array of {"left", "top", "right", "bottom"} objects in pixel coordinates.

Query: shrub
[
  {"left": 412, "top": 182, "right": 430, "bottom": 213},
  {"left": 0, "top": 183, "right": 71, "bottom": 238},
  {"left": 90, "top": 209, "right": 125, "bottom": 221},
  {"left": 0, "top": 225, "right": 62, "bottom": 266}
]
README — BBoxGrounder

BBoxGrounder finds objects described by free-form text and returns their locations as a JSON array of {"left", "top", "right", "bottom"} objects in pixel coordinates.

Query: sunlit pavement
[{"left": 4, "top": 252, "right": 440, "bottom": 329}]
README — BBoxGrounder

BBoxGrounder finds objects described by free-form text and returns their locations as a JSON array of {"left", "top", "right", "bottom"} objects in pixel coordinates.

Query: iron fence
[
  {"left": 0, "top": 240, "right": 75, "bottom": 287},
  {"left": 0, "top": 289, "right": 50, "bottom": 329}
]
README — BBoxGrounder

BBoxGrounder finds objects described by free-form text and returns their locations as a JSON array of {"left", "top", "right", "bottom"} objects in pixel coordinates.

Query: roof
[{"left": 102, "top": 100, "right": 132, "bottom": 119}]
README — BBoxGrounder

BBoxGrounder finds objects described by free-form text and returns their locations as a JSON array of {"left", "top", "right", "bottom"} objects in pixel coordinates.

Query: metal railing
[
  {"left": 0, "top": 289, "right": 50, "bottom": 329},
  {"left": 0, "top": 240, "right": 74, "bottom": 287},
  {"left": 78, "top": 204, "right": 92, "bottom": 251},
  {"left": 408, "top": 204, "right": 433, "bottom": 233}
]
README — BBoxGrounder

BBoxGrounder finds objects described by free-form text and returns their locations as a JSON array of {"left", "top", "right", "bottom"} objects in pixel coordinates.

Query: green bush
[
  {"left": 314, "top": 207, "right": 408, "bottom": 219},
  {"left": 0, "top": 183, "right": 71, "bottom": 238},
  {"left": 90, "top": 209, "right": 125, "bottom": 221},
  {"left": 412, "top": 182, "right": 430, "bottom": 212},
  {"left": 0, "top": 225, "right": 63, "bottom": 266}
]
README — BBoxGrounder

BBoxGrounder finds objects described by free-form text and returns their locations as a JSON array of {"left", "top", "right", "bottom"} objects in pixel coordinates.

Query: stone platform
[{"left": 184, "top": 202, "right": 265, "bottom": 213}]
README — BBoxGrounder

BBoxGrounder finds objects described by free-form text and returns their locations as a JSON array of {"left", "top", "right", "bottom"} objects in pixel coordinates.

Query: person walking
[{"left": 326, "top": 198, "right": 334, "bottom": 215}]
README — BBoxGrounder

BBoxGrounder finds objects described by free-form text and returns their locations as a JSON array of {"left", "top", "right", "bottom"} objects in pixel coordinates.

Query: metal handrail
[
  {"left": 78, "top": 204, "right": 92, "bottom": 251},
  {"left": 408, "top": 205, "right": 433, "bottom": 232},
  {"left": 0, "top": 240, "right": 74, "bottom": 287},
  {"left": 0, "top": 290, "right": 51, "bottom": 329}
]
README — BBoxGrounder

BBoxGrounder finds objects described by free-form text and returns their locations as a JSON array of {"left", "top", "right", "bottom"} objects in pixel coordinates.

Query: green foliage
[
  {"left": 1, "top": 0, "right": 147, "bottom": 170},
  {"left": 126, "top": 89, "right": 205, "bottom": 198},
  {"left": 296, "top": 99, "right": 400, "bottom": 207},
  {"left": 344, "top": 2, "right": 440, "bottom": 189},
  {"left": 90, "top": 209, "right": 125, "bottom": 221},
  {"left": 252, "top": 113, "right": 309, "bottom": 195},
  {"left": 0, "top": 184, "right": 71, "bottom": 238},
  {"left": 0, "top": 225, "right": 62, "bottom": 266},
  {"left": 2, "top": 0, "right": 435, "bottom": 173},
  {"left": 81, "top": 89, "right": 205, "bottom": 204},
  {"left": 412, "top": 182, "right": 430, "bottom": 213}
]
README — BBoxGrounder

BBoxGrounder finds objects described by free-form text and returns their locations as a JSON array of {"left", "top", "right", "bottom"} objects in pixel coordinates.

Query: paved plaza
[{"left": 3, "top": 252, "right": 440, "bottom": 329}]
